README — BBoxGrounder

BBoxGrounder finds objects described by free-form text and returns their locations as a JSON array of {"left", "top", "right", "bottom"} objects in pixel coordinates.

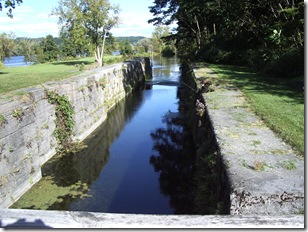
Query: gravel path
[{"left": 193, "top": 65, "right": 304, "bottom": 215}]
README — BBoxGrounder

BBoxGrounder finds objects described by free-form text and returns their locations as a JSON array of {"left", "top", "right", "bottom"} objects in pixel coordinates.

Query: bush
[
  {"left": 264, "top": 48, "right": 304, "bottom": 78},
  {"left": 161, "top": 46, "right": 175, "bottom": 57},
  {"left": 197, "top": 42, "right": 304, "bottom": 78}
]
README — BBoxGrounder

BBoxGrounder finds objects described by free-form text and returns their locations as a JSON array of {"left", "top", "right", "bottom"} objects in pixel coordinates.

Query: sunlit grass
[
  {"left": 0, "top": 55, "right": 122, "bottom": 95},
  {"left": 208, "top": 63, "right": 304, "bottom": 156}
]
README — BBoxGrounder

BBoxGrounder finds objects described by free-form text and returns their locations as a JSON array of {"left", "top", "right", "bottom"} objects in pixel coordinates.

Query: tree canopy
[
  {"left": 0, "top": 32, "right": 15, "bottom": 62},
  {"left": 37, "top": 35, "right": 59, "bottom": 63},
  {"left": 149, "top": 0, "right": 304, "bottom": 77},
  {"left": 53, "top": 0, "right": 120, "bottom": 66}
]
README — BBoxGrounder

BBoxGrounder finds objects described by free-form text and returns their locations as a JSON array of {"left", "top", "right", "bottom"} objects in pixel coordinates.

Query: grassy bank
[
  {"left": 0, "top": 56, "right": 122, "bottom": 95},
  {"left": 206, "top": 63, "right": 304, "bottom": 156}
]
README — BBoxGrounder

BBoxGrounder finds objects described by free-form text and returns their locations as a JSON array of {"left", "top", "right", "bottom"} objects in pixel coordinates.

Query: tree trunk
[
  {"left": 95, "top": 45, "right": 102, "bottom": 67},
  {"left": 194, "top": 15, "right": 201, "bottom": 49},
  {"left": 95, "top": 30, "right": 108, "bottom": 67}
]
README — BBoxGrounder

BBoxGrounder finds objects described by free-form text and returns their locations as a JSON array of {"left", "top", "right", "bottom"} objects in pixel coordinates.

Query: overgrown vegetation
[
  {"left": 45, "top": 90, "right": 85, "bottom": 153},
  {"left": 46, "top": 90, "right": 74, "bottom": 151}
]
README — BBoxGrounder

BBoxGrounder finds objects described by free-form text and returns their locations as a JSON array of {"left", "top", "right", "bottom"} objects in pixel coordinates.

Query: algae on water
[{"left": 10, "top": 176, "right": 90, "bottom": 210}]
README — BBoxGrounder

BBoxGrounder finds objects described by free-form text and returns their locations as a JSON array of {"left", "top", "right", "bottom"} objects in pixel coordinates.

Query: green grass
[
  {"left": 0, "top": 55, "right": 122, "bottom": 95},
  {"left": 207, "top": 63, "right": 304, "bottom": 156}
]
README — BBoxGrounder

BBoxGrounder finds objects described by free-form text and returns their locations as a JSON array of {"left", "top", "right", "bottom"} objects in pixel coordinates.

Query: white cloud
[
  {"left": 0, "top": 4, "right": 59, "bottom": 38},
  {"left": 0, "top": 2, "right": 159, "bottom": 38},
  {"left": 111, "top": 12, "right": 155, "bottom": 37}
]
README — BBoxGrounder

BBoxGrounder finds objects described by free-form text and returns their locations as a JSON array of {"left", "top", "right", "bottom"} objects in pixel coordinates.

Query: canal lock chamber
[{"left": 10, "top": 57, "right": 230, "bottom": 215}]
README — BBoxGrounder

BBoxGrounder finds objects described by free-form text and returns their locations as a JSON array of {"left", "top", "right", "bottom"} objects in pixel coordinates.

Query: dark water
[
  {"left": 11, "top": 56, "right": 197, "bottom": 214},
  {"left": 4, "top": 56, "right": 33, "bottom": 67}
]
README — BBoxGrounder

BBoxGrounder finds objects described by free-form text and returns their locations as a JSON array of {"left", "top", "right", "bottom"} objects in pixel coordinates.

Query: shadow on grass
[
  {"left": 0, "top": 72, "right": 9, "bottom": 75},
  {"left": 210, "top": 64, "right": 304, "bottom": 105},
  {"left": 52, "top": 60, "right": 94, "bottom": 66}
]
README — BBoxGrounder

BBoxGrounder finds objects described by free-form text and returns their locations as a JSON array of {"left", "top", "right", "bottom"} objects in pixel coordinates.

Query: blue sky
[{"left": 0, "top": 0, "right": 156, "bottom": 38}]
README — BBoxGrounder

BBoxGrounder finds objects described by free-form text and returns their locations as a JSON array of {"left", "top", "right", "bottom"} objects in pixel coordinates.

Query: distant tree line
[
  {"left": 0, "top": 29, "right": 178, "bottom": 66},
  {"left": 0, "top": 32, "right": 174, "bottom": 65},
  {"left": 149, "top": 0, "right": 304, "bottom": 77}
]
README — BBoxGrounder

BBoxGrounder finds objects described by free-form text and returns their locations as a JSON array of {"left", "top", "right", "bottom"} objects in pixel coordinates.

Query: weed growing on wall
[
  {"left": 46, "top": 90, "right": 85, "bottom": 153},
  {"left": 12, "top": 108, "right": 24, "bottom": 121},
  {"left": 0, "top": 114, "right": 6, "bottom": 127}
]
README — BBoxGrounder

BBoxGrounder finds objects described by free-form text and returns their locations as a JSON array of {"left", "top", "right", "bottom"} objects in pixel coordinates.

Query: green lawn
[
  {"left": 207, "top": 63, "right": 304, "bottom": 156},
  {"left": 0, "top": 56, "right": 122, "bottom": 95}
]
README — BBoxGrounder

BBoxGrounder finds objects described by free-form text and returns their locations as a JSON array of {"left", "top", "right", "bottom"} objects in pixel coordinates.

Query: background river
[{"left": 4, "top": 56, "right": 33, "bottom": 67}]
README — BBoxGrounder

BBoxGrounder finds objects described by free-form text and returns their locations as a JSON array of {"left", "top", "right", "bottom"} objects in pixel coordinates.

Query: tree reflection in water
[{"left": 150, "top": 109, "right": 197, "bottom": 214}]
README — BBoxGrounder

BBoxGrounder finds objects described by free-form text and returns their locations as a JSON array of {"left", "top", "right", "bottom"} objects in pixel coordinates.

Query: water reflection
[
  {"left": 152, "top": 56, "right": 179, "bottom": 82},
  {"left": 149, "top": 86, "right": 197, "bottom": 214}
]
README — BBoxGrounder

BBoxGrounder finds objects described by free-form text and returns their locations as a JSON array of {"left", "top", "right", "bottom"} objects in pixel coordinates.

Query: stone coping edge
[{"left": 0, "top": 209, "right": 304, "bottom": 228}]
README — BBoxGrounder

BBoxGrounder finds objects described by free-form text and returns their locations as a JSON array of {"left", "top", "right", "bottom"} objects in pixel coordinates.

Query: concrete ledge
[{"left": 0, "top": 209, "right": 304, "bottom": 228}]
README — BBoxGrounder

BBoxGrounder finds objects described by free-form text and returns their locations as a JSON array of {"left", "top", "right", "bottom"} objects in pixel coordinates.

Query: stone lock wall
[
  {"left": 191, "top": 63, "right": 304, "bottom": 215},
  {"left": 0, "top": 57, "right": 152, "bottom": 208}
]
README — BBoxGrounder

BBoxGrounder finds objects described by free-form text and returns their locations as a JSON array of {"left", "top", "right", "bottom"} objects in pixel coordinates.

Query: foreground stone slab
[{"left": 0, "top": 209, "right": 304, "bottom": 228}]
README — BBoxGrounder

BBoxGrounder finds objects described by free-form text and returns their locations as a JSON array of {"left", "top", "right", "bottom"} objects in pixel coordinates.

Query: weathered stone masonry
[{"left": 0, "top": 57, "right": 152, "bottom": 208}]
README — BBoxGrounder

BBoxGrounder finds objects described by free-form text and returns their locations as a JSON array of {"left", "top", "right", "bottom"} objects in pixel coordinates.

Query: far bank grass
[
  {"left": 0, "top": 56, "right": 122, "bottom": 95},
  {"left": 207, "top": 63, "right": 304, "bottom": 156}
]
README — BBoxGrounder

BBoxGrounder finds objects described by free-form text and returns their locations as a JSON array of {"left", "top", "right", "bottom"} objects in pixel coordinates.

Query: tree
[
  {"left": 148, "top": 0, "right": 178, "bottom": 26},
  {"left": 136, "top": 38, "right": 152, "bottom": 54},
  {"left": 53, "top": 0, "right": 89, "bottom": 58},
  {"left": 0, "top": 0, "right": 23, "bottom": 18},
  {"left": 103, "top": 34, "right": 117, "bottom": 55},
  {"left": 18, "top": 38, "right": 38, "bottom": 63},
  {"left": 60, "top": 29, "right": 92, "bottom": 58},
  {"left": 83, "top": 0, "right": 120, "bottom": 66},
  {"left": 37, "top": 35, "right": 59, "bottom": 63},
  {"left": 0, "top": 32, "right": 15, "bottom": 63},
  {"left": 53, "top": 0, "right": 120, "bottom": 67},
  {"left": 119, "top": 40, "right": 134, "bottom": 58},
  {"left": 151, "top": 26, "right": 175, "bottom": 56},
  {"left": 151, "top": 26, "right": 170, "bottom": 54}
]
